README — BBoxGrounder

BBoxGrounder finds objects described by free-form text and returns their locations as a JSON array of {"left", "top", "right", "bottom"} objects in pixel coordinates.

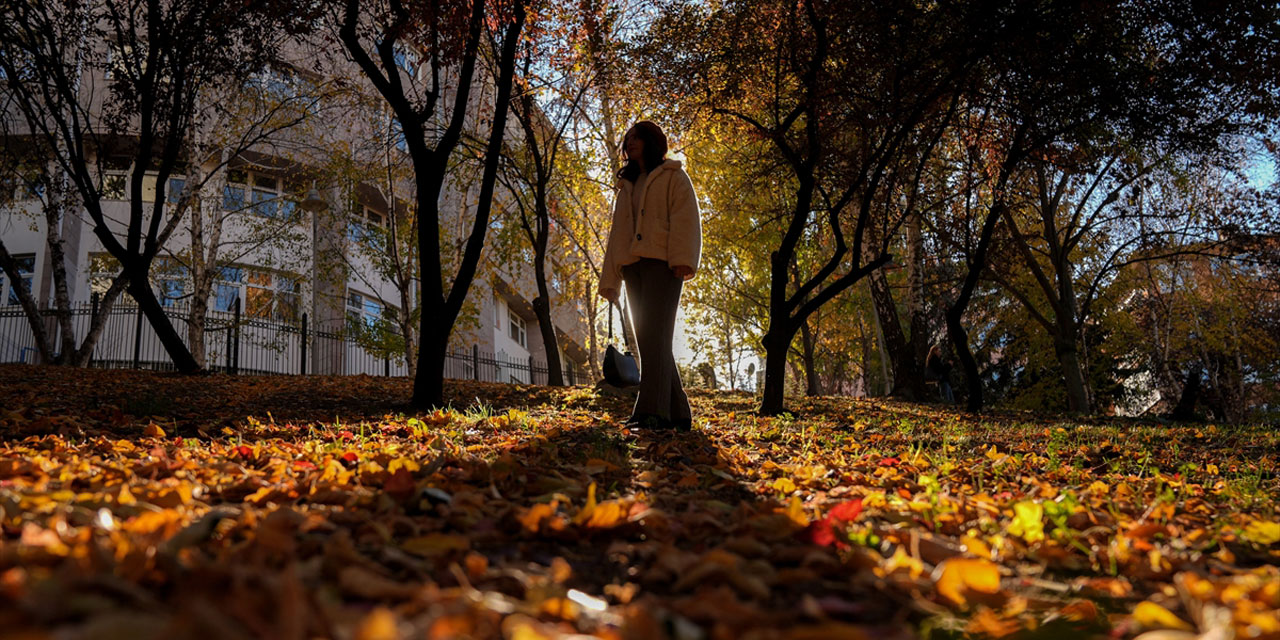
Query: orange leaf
[
  {"left": 1132, "top": 601, "right": 1193, "bottom": 631},
  {"left": 585, "top": 501, "right": 626, "bottom": 529},
  {"left": 144, "top": 423, "right": 166, "bottom": 438},
  {"left": 935, "top": 558, "right": 1001, "bottom": 607},
  {"left": 354, "top": 607, "right": 400, "bottom": 640},
  {"left": 519, "top": 503, "right": 556, "bottom": 533}
]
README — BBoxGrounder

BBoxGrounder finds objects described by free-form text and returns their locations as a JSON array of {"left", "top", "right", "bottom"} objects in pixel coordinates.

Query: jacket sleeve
[
  {"left": 666, "top": 169, "right": 702, "bottom": 275},
  {"left": 598, "top": 189, "right": 626, "bottom": 294}
]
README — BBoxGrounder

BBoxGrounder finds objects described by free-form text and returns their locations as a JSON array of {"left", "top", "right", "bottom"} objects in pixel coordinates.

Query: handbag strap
[{"left": 607, "top": 302, "right": 613, "bottom": 342}]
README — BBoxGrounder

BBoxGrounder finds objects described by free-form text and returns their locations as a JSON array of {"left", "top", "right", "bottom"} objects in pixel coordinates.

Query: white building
[{"left": 0, "top": 27, "right": 590, "bottom": 382}]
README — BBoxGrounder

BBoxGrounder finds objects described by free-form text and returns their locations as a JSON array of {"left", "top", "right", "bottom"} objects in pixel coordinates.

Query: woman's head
[{"left": 617, "top": 121, "right": 668, "bottom": 182}]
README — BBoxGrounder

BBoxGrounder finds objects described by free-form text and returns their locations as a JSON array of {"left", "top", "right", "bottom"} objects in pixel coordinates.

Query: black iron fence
[{"left": 0, "top": 296, "right": 585, "bottom": 384}]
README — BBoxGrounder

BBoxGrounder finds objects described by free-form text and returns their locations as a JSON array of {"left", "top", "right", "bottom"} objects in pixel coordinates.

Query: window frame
[
  {"left": 223, "top": 169, "right": 297, "bottom": 220},
  {"left": 2, "top": 254, "right": 36, "bottom": 306},
  {"left": 508, "top": 308, "right": 526, "bottom": 348}
]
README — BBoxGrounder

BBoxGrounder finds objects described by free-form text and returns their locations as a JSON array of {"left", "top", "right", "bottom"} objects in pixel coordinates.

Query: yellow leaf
[
  {"left": 1132, "top": 601, "right": 1193, "bottom": 631},
  {"left": 320, "top": 459, "right": 353, "bottom": 485},
  {"left": 962, "top": 533, "right": 993, "bottom": 559},
  {"left": 787, "top": 495, "right": 808, "bottom": 527},
  {"left": 881, "top": 546, "right": 925, "bottom": 579},
  {"left": 585, "top": 501, "right": 626, "bottom": 528},
  {"left": 1006, "top": 501, "right": 1044, "bottom": 544},
  {"left": 117, "top": 484, "right": 137, "bottom": 506},
  {"left": 1244, "top": 520, "right": 1280, "bottom": 545},
  {"left": 772, "top": 477, "right": 797, "bottom": 493},
  {"left": 354, "top": 607, "right": 400, "bottom": 640},
  {"left": 935, "top": 558, "right": 1001, "bottom": 607},
  {"left": 387, "top": 457, "right": 420, "bottom": 474},
  {"left": 144, "top": 423, "right": 166, "bottom": 438},
  {"left": 573, "top": 483, "right": 598, "bottom": 525},
  {"left": 402, "top": 533, "right": 470, "bottom": 557}
]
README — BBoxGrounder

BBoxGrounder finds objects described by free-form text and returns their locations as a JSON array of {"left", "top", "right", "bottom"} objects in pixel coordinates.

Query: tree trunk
[
  {"left": 944, "top": 308, "right": 981, "bottom": 412},
  {"left": 414, "top": 323, "right": 447, "bottom": 410},
  {"left": 1054, "top": 337, "right": 1090, "bottom": 413},
  {"left": 799, "top": 316, "right": 820, "bottom": 396},
  {"left": 868, "top": 267, "right": 925, "bottom": 399},
  {"left": 533, "top": 294, "right": 564, "bottom": 385},
  {"left": 188, "top": 286, "right": 210, "bottom": 369},
  {"left": 1170, "top": 366, "right": 1201, "bottom": 421},
  {"left": 906, "top": 211, "right": 929, "bottom": 365},
  {"left": 127, "top": 272, "right": 200, "bottom": 373},
  {"left": 70, "top": 276, "right": 128, "bottom": 366},
  {"left": 46, "top": 190, "right": 75, "bottom": 363},
  {"left": 945, "top": 203, "right": 1006, "bottom": 412},
  {"left": 0, "top": 242, "right": 53, "bottom": 363},
  {"left": 759, "top": 326, "right": 792, "bottom": 415}
]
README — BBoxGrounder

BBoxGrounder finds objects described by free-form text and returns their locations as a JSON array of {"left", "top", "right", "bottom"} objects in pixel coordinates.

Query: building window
[
  {"left": 390, "top": 117, "right": 408, "bottom": 152},
  {"left": 87, "top": 253, "right": 120, "bottom": 296},
  {"left": 347, "top": 206, "right": 387, "bottom": 243},
  {"left": 167, "top": 177, "right": 186, "bottom": 204},
  {"left": 102, "top": 171, "right": 127, "bottom": 200},
  {"left": 245, "top": 270, "right": 273, "bottom": 318},
  {"left": 224, "top": 170, "right": 296, "bottom": 219},
  {"left": 347, "top": 291, "right": 385, "bottom": 328},
  {"left": 508, "top": 309, "right": 526, "bottom": 348},
  {"left": 1, "top": 255, "right": 35, "bottom": 306},
  {"left": 393, "top": 45, "right": 419, "bottom": 75},
  {"left": 151, "top": 258, "right": 187, "bottom": 308},
  {"left": 241, "top": 269, "right": 300, "bottom": 321},
  {"left": 214, "top": 267, "right": 242, "bottom": 312},
  {"left": 100, "top": 169, "right": 164, "bottom": 202}
]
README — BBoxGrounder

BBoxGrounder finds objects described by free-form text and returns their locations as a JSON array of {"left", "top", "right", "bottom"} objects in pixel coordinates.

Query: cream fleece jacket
[{"left": 599, "top": 159, "right": 702, "bottom": 295}]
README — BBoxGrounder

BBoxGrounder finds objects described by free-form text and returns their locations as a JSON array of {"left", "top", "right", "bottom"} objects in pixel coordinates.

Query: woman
[{"left": 598, "top": 121, "right": 702, "bottom": 431}]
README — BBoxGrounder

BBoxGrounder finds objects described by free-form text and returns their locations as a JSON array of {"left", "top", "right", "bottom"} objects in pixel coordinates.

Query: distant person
[
  {"left": 598, "top": 121, "right": 702, "bottom": 431},
  {"left": 925, "top": 343, "right": 954, "bottom": 403}
]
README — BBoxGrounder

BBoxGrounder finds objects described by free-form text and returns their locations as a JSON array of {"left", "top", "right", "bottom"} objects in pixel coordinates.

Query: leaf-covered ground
[{"left": 0, "top": 365, "right": 1277, "bottom": 640}]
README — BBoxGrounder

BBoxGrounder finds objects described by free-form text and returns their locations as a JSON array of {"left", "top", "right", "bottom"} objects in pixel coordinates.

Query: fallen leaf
[{"left": 935, "top": 558, "right": 1002, "bottom": 607}]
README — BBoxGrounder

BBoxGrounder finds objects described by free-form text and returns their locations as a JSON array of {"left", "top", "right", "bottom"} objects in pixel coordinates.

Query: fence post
[
  {"left": 300, "top": 312, "right": 308, "bottom": 376},
  {"left": 528, "top": 355, "right": 535, "bottom": 385},
  {"left": 232, "top": 296, "right": 241, "bottom": 375},
  {"left": 132, "top": 303, "right": 143, "bottom": 369},
  {"left": 88, "top": 293, "right": 99, "bottom": 367},
  {"left": 384, "top": 355, "right": 390, "bottom": 377},
  {"left": 472, "top": 345, "right": 480, "bottom": 381}
]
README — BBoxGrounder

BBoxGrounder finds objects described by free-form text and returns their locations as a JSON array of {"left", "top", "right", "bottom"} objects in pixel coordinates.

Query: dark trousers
[{"left": 621, "top": 258, "right": 691, "bottom": 421}]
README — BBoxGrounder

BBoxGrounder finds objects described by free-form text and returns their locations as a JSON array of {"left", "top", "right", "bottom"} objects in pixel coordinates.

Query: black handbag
[{"left": 602, "top": 303, "right": 640, "bottom": 387}]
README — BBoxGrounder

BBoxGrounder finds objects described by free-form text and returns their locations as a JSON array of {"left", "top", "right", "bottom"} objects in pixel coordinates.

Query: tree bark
[
  {"left": 945, "top": 199, "right": 1006, "bottom": 412},
  {"left": 759, "top": 326, "right": 792, "bottom": 415},
  {"left": 1054, "top": 335, "right": 1090, "bottom": 413},
  {"left": 799, "top": 316, "right": 820, "bottom": 396},
  {"left": 868, "top": 267, "right": 925, "bottom": 399},
  {"left": 906, "top": 211, "right": 929, "bottom": 365},
  {"left": 127, "top": 271, "right": 200, "bottom": 373},
  {"left": 0, "top": 241, "right": 53, "bottom": 363}
]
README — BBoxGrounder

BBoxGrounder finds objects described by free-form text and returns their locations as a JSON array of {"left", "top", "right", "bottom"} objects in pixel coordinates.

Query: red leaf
[
  {"left": 293, "top": 460, "right": 317, "bottom": 471},
  {"left": 879, "top": 457, "right": 900, "bottom": 467},
  {"left": 384, "top": 468, "right": 415, "bottom": 500},
  {"left": 234, "top": 445, "right": 253, "bottom": 458},
  {"left": 807, "top": 521, "right": 837, "bottom": 547},
  {"left": 341, "top": 452, "right": 358, "bottom": 463},
  {"left": 829, "top": 498, "right": 863, "bottom": 523}
]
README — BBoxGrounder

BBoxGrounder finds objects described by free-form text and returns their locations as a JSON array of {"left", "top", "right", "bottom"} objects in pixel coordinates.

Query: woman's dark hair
[{"left": 616, "top": 121, "right": 668, "bottom": 183}]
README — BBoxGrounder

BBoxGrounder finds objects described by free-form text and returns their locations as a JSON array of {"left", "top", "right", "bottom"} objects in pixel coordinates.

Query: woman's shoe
[{"left": 673, "top": 418, "right": 693, "bottom": 432}]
